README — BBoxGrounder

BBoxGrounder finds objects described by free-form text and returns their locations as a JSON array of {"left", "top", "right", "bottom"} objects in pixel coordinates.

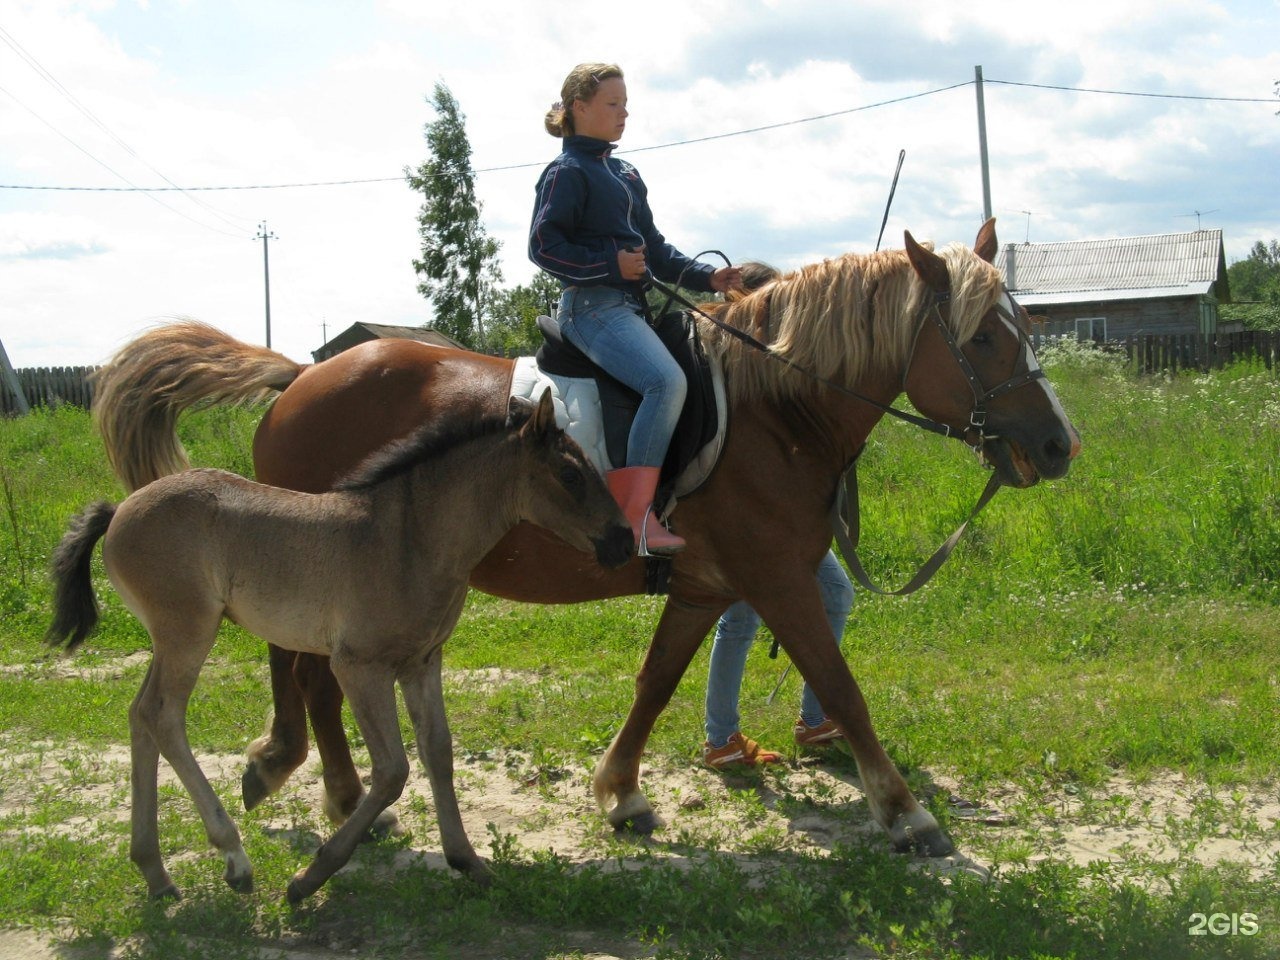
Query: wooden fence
[
  {"left": 0, "top": 366, "right": 99, "bottom": 416},
  {"left": 1122, "top": 330, "right": 1280, "bottom": 375}
]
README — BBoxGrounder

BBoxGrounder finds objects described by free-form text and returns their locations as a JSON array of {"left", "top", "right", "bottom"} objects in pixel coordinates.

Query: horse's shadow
[{"left": 700, "top": 749, "right": 997, "bottom": 876}]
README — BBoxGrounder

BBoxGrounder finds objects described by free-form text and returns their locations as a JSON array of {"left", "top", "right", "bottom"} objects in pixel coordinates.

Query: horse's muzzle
[
  {"left": 594, "top": 524, "right": 637, "bottom": 568},
  {"left": 985, "top": 426, "right": 1076, "bottom": 488}
]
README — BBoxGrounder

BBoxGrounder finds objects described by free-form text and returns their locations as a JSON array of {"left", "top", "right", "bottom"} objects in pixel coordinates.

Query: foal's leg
[
  {"left": 747, "top": 576, "right": 953, "bottom": 857},
  {"left": 400, "top": 649, "right": 490, "bottom": 884},
  {"left": 593, "top": 596, "right": 725, "bottom": 832},
  {"left": 133, "top": 624, "right": 254, "bottom": 896},
  {"left": 129, "top": 660, "right": 178, "bottom": 900},
  {"left": 286, "top": 658, "right": 408, "bottom": 904}
]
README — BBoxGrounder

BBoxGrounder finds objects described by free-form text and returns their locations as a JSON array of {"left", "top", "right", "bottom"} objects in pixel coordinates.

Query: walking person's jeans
[
  {"left": 558, "top": 286, "right": 686, "bottom": 468},
  {"left": 704, "top": 550, "right": 855, "bottom": 746}
]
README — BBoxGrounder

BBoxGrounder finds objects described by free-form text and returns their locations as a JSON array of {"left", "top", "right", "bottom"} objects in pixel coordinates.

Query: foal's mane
[
  {"left": 335, "top": 409, "right": 512, "bottom": 492},
  {"left": 699, "top": 243, "right": 1003, "bottom": 403}
]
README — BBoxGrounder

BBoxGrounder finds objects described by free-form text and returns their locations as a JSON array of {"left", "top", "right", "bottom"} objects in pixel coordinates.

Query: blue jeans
[
  {"left": 557, "top": 286, "right": 686, "bottom": 468},
  {"left": 704, "top": 550, "right": 855, "bottom": 747}
]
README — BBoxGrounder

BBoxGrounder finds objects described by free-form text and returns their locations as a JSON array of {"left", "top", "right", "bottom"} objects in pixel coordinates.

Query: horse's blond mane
[{"left": 699, "top": 244, "right": 1003, "bottom": 404}]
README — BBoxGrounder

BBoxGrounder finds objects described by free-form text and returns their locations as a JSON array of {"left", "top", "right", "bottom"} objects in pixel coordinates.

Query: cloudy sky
[{"left": 2, "top": 0, "right": 1278, "bottom": 368}]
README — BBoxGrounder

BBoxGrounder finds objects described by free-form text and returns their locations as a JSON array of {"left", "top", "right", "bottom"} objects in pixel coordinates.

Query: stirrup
[{"left": 637, "top": 506, "right": 684, "bottom": 557}]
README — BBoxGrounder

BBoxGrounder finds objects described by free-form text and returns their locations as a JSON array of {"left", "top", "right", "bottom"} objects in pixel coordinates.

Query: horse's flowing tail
[
  {"left": 93, "top": 320, "right": 302, "bottom": 492},
  {"left": 45, "top": 501, "right": 117, "bottom": 651}
]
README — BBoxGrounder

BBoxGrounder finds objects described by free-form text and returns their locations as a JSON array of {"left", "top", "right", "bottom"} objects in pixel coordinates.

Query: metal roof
[
  {"left": 1014, "top": 282, "right": 1217, "bottom": 308},
  {"left": 999, "top": 229, "right": 1228, "bottom": 301}
]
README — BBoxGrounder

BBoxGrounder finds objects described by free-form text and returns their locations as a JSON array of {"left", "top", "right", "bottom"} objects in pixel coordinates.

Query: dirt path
[{"left": 2, "top": 661, "right": 1277, "bottom": 958}]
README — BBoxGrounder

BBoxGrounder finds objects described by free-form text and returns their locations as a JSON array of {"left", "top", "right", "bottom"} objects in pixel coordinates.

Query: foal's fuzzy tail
[
  {"left": 93, "top": 320, "right": 302, "bottom": 493},
  {"left": 45, "top": 501, "right": 116, "bottom": 651}
]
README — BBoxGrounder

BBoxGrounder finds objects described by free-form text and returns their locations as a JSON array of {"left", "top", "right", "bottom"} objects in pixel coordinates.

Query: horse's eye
[
  {"left": 559, "top": 466, "right": 584, "bottom": 489},
  {"left": 970, "top": 332, "right": 992, "bottom": 347}
]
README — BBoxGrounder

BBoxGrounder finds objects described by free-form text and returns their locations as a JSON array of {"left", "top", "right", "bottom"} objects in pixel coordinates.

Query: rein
[{"left": 645, "top": 266, "right": 1045, "bottom": 597}]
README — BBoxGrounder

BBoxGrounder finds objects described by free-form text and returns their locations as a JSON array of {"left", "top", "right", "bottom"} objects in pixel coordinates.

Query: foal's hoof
[
  {"left": 460, "top": 860, "right": 494, "bottom": 889},
  {"left": 150, "top": 883, "right": 182, "bottom": 903},
  {"left": 286, "top": 871, "right": 318, "bottom": 905},
  {"left": 224, "top": 870, "right": 255, "bottom": 895},
  {"left": 242, "top": 765, "right": 270, "bottom": 812},
  {"left": 892, "top": 825, "right": 956, "bottom": 858}
]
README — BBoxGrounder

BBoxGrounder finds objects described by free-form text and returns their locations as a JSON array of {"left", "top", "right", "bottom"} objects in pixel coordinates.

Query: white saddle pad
[{"left": 508, "top": 354, "right": 728, "bottom": 512}]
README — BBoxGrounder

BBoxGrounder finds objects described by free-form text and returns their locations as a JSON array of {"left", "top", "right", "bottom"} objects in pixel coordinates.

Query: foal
[{"left": 46, "top": 391, "right": 632, "bottom": 903}]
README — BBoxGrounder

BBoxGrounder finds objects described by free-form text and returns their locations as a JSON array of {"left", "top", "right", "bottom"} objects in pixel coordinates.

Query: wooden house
[
  {"left": 312, "top": 323, "right": 464, "bottom": 362},
  {"left": 998, "top": 229, "right": 1231, "bottom": 341}
]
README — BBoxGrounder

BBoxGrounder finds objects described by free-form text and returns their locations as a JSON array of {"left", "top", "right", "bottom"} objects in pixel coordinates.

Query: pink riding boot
[{"left": 605, "top": 467, "right": 685, "bottom": 557}]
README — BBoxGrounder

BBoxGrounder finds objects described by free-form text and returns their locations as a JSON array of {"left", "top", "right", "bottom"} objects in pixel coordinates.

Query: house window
[{"left": 1074, "top": 317, "right": 1106, "bottom": 342}]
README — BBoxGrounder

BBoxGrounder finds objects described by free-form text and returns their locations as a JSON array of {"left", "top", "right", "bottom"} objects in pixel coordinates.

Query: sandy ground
[{"left": 2, "top": 660, "right": 1277, "bottom": 959}]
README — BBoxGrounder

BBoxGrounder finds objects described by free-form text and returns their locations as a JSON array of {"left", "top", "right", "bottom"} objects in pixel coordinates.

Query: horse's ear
[
  {"left": 904, "top": 230, "right": 949, "bottom": 294},
  {"left": 974, "top": 217, "right": 998, "bottom": 263}
]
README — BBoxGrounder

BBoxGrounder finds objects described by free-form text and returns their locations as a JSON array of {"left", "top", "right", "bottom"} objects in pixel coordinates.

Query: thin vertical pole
[
  {"left": 974, "top": 66, "right": 993, "bottom": 222},
  {"left": 256, "top": 221, "right": 276, "bottom": 348},
  {"left": 0, "top": 339, "right": 29, "bottom": 415}
]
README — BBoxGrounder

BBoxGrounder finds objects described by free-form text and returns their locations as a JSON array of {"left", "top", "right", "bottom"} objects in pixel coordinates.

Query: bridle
[
  {"left": 647, "top": 263, "right": 1052, "bottom": 597},
  {"left": 916, "top": 286, "right": 1048, "bottom": 456}
]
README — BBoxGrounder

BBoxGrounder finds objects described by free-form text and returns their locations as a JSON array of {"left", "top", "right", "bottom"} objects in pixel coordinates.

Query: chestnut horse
[{"left": 93, "top": 222, "right": 1078, "bottom": 858}]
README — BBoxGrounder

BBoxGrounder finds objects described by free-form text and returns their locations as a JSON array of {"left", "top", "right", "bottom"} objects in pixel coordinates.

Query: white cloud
[{"left": 0, "top": 0, "right": 1277, "bottom": 367}]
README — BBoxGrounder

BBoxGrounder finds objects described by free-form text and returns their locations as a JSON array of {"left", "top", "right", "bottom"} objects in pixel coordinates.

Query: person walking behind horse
[
  {"left": 529, "top": 62, "right": 742, "bottom": 556},
  {"left": 702, "top": 550, "right": 854, "bottom": 767}
]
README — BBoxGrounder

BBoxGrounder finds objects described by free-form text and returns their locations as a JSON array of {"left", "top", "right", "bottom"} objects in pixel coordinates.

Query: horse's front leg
[
  {"left": 749, "top": 577, "right": 954, "bottom": 857},
  {"left": 242, "top": 644, "right": 311, "bottom": 810},
  {"left": 593, "top": 596, "right": 726, "bottom": 833},
  {"left": 293, "top": 653, "right": 399, "bottom": 837}
]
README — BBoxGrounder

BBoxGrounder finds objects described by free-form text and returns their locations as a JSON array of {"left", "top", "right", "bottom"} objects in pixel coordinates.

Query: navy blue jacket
[{"left": 528, "top": 135, "right": 716, "bottom": 293}]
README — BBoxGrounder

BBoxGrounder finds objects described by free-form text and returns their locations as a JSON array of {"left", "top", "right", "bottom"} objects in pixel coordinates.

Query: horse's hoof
[
  {"left": 892, "top": 826, "right": 956, "bottom": 858},
  {"left": 612, "top": 810, "right": 663, "bottom": 835},
  {"left": 242, "top": 765, "right": 270, "bottom": 812},
  {"left": 362, "top": 807, "right": 406, "bottom": 842}
]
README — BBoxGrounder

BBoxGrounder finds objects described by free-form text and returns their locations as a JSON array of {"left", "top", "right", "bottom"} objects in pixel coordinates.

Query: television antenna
[{"left": 1177, "top": 209, "right": 1219, "bottom": 229}]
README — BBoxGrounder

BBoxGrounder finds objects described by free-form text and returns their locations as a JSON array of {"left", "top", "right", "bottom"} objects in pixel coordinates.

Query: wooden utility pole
[{"left": 256, "top": 221, "right": 277, "bottom": 348}]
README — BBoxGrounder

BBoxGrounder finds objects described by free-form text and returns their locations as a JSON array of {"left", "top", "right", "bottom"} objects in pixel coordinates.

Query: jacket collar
[{"left": 564, "top": 134, "right": 614, "bottom": 157}]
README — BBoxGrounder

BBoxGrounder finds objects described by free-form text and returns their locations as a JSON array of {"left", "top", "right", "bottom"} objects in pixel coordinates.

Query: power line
[
  {"left": 1, "top": 76, "right": 1273, "bottom": 195},
  {"left": 0, "top": 82, "right": 245, "bottom": 238},
  {"left": 0, "top": 81, "right": 974, "bottom": 193},
  {"left": 0, "top": 25, "right": 252, "bottom": 235},
  {"left": 986, "top": 78, "right": 1276, "bottom": 103}
]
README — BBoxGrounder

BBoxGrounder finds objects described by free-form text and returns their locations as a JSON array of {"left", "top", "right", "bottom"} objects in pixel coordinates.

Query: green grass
[{"left": 1, "top": 347, "right": 1279, "bottom": 958}]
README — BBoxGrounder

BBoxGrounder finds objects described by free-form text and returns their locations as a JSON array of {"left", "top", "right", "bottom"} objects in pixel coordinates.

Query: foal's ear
[
  {"left": 904, "top": 229, "right": 950, "bottom": 294},
  {"left": 530, "top": 388, "right": 558, "bottom": 438},
  {"left": 973, "top": 217, "right": 998, "bottom": 263}
]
